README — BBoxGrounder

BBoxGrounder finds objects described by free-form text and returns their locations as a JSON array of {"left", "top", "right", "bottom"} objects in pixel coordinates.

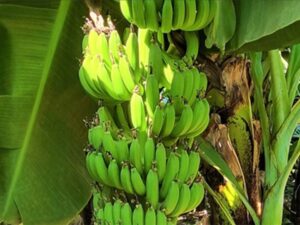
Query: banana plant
[
  {"left": 198, "top": 47, "right": 300, "bottom": 225},
  {"left": 2, "top": 0, "right": 300, "bottom": 225},
  {"left": 0, "top": 1, "right": 96, "bottom": 225}
]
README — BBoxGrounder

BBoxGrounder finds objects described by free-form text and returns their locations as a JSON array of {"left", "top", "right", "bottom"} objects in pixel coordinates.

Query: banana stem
[
  {"left": 268, "top": 50, "right": 290, "bottom": 134},
  {"left": 272, "top": 99, "right": 300, "bottom": 174},
  {"left": 249, "top": 53, "right": 273, "bottom": 187},
  {"left": 286, "top": 44, "right": 300, "bottom": 107},
  {"left": 262, "top": 139, "right": 300, "bottom": 225}
]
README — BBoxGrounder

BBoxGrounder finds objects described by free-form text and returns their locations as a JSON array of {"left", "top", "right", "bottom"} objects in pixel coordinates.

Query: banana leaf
[
  {"left": 228, "top": 0, "right": 300, "bottom": 52},
  {"left": 197, "top": 138, "right": 260, "bottom": 225},
  {"left": 0, "top": 1, "right": 96, "bottom": 224}
]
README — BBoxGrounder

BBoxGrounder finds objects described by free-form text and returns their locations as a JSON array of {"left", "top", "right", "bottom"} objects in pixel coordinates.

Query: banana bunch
[
  {"left": 120, "top": 0, "right": 216, "bottom": 32},
  {"left": 94, "top": 199, "right": 184, "bottom": 225},
  {"left": 86, "top": 136, "right": 203, "bottom": 206},
  {"left": 149, "top": 98, "right": 210, "bottom": 143},
  {"left": 162, "top": 181, "right": 205, "bottom": 217},
  {"left": 80, "top": 12, "right": 211, "bottom": 224},
  {"left": 93, "top": 182, "right": 204, "bottom": 224},
  {"left": 79, "top": 17, "right": 140, "bottom": 102}
]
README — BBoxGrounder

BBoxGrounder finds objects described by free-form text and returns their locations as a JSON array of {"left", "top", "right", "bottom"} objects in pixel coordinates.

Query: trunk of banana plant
[{"left": 198, "top": 55, "right": 262, "bottom": 224}]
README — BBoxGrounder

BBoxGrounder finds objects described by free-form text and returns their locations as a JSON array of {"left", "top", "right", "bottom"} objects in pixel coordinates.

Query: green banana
[
  {"left": 205, "top": 0, "right": 217, "bottom": 26},
  {"left": 169, "top": 183, "right": 191, "bottom": 217},
  {"left": 96, "top": 106, "right": 119, "bottom": 139},
  {"left": 95, "top": 208, "right": 105, "bottom": 224},
  {"left": 184, "top": 182, "right": 205, "bottom": 213},
  {"left": 156, "top": 210, "right": 167, "bottom": 225},
  {"left": 131, "top": 167, "right": 146, "bottom": 195},
  {"left": 94, "top": 152, "right": 112, "bottom": 186},
  {"left": 146, "top": 168, "right": 159, "bottom": 209},
  {"left": 138, "top": 28, "right": 152, "bottom": 69},
  {"left": 120, "top": 0, "right": 133, "bottom": 22},
  {"left": 177, "top": 148, "right": 189, "bottom": 183},
  {"left": 78, "top": 65, "right": 100, "bottom": 99},
  {"left": 130, "top": 91, "right": 146, "bottom": 131},
  {"left": 97, "top": 106, "right": 117, "bottom": 127},
  {"left": 123, "top": 28, "right": 130, "bottom": 44},
  {"left": 182, "top": 0, "right": 197, "bottom": 29},
  {"left": 88, "top": 125, "right": 104, "bottom": 150},
  {"left": 155, "top": 143, "right": 167, "bottom": 182},
  {"left": 111, "top": 62, "right": 131, "bottom": 100},
  {"left": 198, "top": 71, "right": 208, "bottom": 94},
  {"left": 81, "top": 56, "right": 103, "bottom": 97},
  {"left": 108, "top": 159, "right": 123, "bottom": 189},
  {"left": 145, "top": 74, "right": 160, "bottom": 118},
  {"left": 113, "top": 199, "right": 123, "bottom": 225},
  {"left": 160, "top": 152, "right": 180, "bottom": 199},
  {"left": 182, "top": 69, "right": 195, "bottom": 101},
  {"left": 119, "top": 55, "right": 137, "bottom": 94},
  {"left": 109, "top": 29, "right": 122, "bottom": 63},
  {"left": 121, "top": 203, "right": 133, "bottom": 225},
  {"left": 185, "top": 0, "right": 210, "bottom": 31},
  {"left": 144, "top": 0, "right": 159, "bottom": 31},
  {"left": 120, "top": 163, "right": 135, "bottom": 195},
  {"left": 151, "top": 105, "right": 165, "bottom": 136},
  {"left": 104, "top": 202, "right": 114, "bottom": 225},
  {"left": 170, "top": 70, "right": 185, "bottom": 97},
  {"left": 102, "top": 130, "right": 118, "bottom": 160},
  {"left": 144, "top": 137, "right": 155, "bottom": 174},
  {"left": 90, "top": 56, "right": 112, "bottom": 98},
  {"left": 170, "top": 104, "right": 193, "bottom": 137},
  {"left": 125, "top": 29, "right": 139, "bottom": 71},
  {"left": 115, "top": 103, "right": 131, "bottom": 132},
  {"left": 87, "top": 29, "right": 98, "bottom": 56},
  {"left": 172, "top": 0, "right": 186, "bottom": 29},
  {"left": 82, "top": 34, "right": 88, "bottom": 52},
  {"left": 86, "top": 151, "right": 98, "bottom": 181},
  {"left": 160, "top": 103, "right": 176, "bottom": 138},
  {"left": 187, "top": 68, "right": 202, "bottom": 105},
  {"left": 149, "top": 40, "right": 164, "bottom": 82},
  {"left": 133, "top": 204, "right": 144, "bottom": 225},
  {"left": 130, "top": 139, "right": 144, "bottom": 174},
  {"left": 145, "top": 207, "right": 156, "bottom": 225},
  {"left": 161, "top": 63, "right": 175, "bottom": 89},
  {"left": 186, "top": 98, "right": 209, "bottom": 134},
  {"left": 97, "top": 32, "right": 112, "bottom": 69},
  {"left": 172, "top": 96, "right": 185, "bottom": 115},
  {"left": 186, "top": 151, "right": 201, "bottom": 184},
  {"left": 116, "top": 138, "right": 130, "bottom": 163},
  {"left": 97, "top": 59, "right": 122, "bottom": 101},
  {"left": 161, "top": 181, "right": 180, "bottom": 215},
  {"left": 161, "top": 0, "right": 173, "bottom": 33},
  {"left": 186, "top": 99, "right": 210, "bottom": 138},
  {"left": 93, "top": 192, "right": 103, "bottom": 210},
  {"left": 132, "top": 0, "right": 146, "bottom": 28},
  {"left": 183, "top": 31, "right": 199, "bottom": 61}
]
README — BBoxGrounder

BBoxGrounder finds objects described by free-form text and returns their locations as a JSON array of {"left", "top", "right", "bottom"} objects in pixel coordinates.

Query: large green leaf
[
  {"left": 228, "top": 0, "right": 300, "bottom": 52},
  {"left": 0, "top": 1, "right": 96, "bottom": 224}
]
